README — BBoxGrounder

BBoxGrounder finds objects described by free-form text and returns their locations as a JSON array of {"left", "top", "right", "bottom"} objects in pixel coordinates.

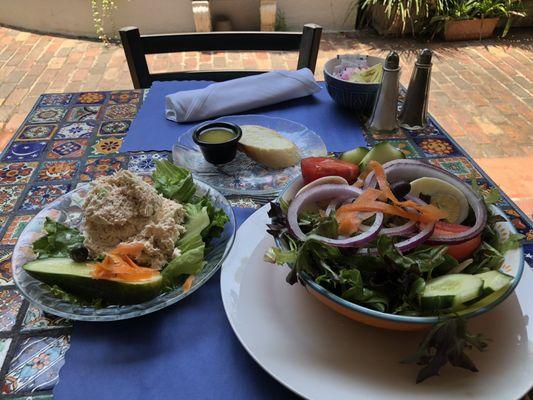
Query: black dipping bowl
[{"left": 193, "top": 122, "right": 242, "bottom": 164}]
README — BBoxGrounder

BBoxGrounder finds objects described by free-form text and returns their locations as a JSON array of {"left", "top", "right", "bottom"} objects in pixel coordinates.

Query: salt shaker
[
  {"left": 367, "top": 51, "right": 400, "bottom": 135},
  {"left": 399, "top": 49, "right": 433, "bottom": 130}
]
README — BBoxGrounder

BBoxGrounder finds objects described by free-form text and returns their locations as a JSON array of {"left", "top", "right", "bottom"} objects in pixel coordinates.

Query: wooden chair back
[{"left": 120, "top": 24, "right": 322, "bottom": 88}]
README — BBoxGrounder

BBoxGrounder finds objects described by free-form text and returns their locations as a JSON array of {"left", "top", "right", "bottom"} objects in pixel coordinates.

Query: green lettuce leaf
[
  {"left": 152, "top": 160, "right": 229, "bottom": 244},
  {"left": 263, "top": 247, "right": 298, "bottom": 264},
  {"left": 152, "top": 160, "right": 195, "bottom": 203},
  {"left": 162, "top": 206, "right": 211, "bottom": 292},
  {"left": 162, "top": 234, "right": 206, "bottom": 292},
  {"left": 464, "top": 242, "right": 504, "bottom": 274},
  {"left": 32, "top": 218, "right": 85, "bottom": 259},
  {"left": 191, "top": 195, "right": 229, "bottom": 244},
  {"left": 496, "top": 233, "right": 524, "bottom": 254},
  {"left": 180, "top": 203, "right": 210, "bottom": 246},
  {"left": 339, "top": 269, "right": 389, "bottom": 312},
  {"left": 470, "top": 177, "right": 502, "bottom": 207},
  {"left": 298, "top": 212, "right": 339, "bottom": 238}
]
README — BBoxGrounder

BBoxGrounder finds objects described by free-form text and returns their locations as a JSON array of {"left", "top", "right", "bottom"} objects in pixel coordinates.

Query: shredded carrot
[
  {"left": 337, "top": 212, "right": 362, "bottom": 236},
  {"left": 368, "top": 161, "right": 447, "bottom": 219},
  {"left": 109, "top": 242, "right": 145, "bottom": 258},
  {"left": 182, "top": 275, "right": 195, "bottom": 293},
  {"left": 335, "top": 161, "right": 448, "bottom": 235},
  {"left": 92, "top": 245, "right": 158, "bottom": 282}
]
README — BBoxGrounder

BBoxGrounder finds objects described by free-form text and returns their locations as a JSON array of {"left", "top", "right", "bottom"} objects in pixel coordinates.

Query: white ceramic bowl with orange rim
[{"left": 274, "top": 175, "right": 525, "bottom": 331}]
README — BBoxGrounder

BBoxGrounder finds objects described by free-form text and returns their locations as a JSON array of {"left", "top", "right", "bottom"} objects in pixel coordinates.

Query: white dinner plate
[{"left": 220, "top": 205, "right": 533, "bottom": 400}]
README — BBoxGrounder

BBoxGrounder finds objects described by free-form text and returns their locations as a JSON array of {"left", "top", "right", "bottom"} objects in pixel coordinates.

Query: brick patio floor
[{"left": 0, "top": 26, "right": 532, "bottom": 216}]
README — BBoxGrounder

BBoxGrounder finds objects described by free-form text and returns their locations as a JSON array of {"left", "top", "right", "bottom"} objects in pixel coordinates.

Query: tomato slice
[
  {"left": 432, "top": 222, "right": 481, "bottom": 262},
  {"left": 301, "top": 157, "right": 360, "bottom": 185}
]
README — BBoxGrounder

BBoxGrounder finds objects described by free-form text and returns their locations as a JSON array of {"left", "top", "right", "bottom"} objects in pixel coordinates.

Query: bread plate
[{"left": 172, "top": 115, "right": 327, "bottom": 196}]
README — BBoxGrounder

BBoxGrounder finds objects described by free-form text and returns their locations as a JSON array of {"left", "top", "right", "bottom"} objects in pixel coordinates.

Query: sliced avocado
[
  {"left": 340, "top": 147, "right": 369, "bottom": 165},
  {"left": 359, "top": 142, "right": 405, "bottom": 172},
  {"left": 23, "top": 258, "right": 162, "bottom": 305}
]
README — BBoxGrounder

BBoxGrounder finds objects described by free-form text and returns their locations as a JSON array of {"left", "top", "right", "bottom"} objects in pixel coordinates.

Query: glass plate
[
  {"left": 12, "top": 179, "right": 236, "bottom": 321},
  {"left": 172, "top": 115, "right": 327, "bottom": 195}
]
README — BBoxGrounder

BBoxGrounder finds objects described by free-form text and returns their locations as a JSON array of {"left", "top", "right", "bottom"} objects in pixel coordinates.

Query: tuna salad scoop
[{"left": 82, "top": 170, "right": 186, "bottom": 269}]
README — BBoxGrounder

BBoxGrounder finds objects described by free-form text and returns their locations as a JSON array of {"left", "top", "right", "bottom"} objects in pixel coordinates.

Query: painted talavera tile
[
  {"left": 2, "top": 335, "right": 70, "bottom": 394},
  {"left": 0, "top": 289, "right": 23, "bottom": 331}
]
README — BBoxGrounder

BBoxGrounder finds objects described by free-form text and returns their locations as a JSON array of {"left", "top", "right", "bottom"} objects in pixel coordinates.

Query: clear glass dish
[
  {"left": 172, "top": 115, "right": 327, "bottom": 196},
  {"left": 12, "top": 179, "right": 236, "bottom": 321}
]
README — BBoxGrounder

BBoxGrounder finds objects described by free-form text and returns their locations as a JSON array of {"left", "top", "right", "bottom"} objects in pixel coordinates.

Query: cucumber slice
[
  {"left": 358, "top": 142, "right": 405, "bottom": 172},
  {"left": 455, "top": 286, "right": 508, "bottom": 316},
  {"left": 340, "top": 147, "right": 369, "bottom": 165},
  {"left": 420, "top": 274, "right": 483, "bottom": 311},
  {"left": 420, "top": 295, "right": 455, "bottom": 312},
  {"left": 409, "top": 177, "right": 469, "bottom": 223},
  {"left": 476, "top": 270, "right": 513, "bottom": 295},
  {"left": 24, "top": 258, "right": 162, "bottom": 305}
]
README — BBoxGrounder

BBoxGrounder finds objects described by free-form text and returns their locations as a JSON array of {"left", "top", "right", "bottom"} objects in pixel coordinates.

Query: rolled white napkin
[{"left": 165, "top": 68, "right": 321, "bottom": 123}]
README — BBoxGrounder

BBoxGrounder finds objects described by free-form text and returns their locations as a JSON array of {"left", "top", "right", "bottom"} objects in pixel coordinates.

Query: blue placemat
[
  {"left": 54, "top": 207, "right": 299, "bottom": 400},
  {"left": 120, "top": 81, "right": 367, "bottom": 153}
]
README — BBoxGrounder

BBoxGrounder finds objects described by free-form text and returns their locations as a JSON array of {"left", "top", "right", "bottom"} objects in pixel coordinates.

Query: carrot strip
[
  {"left": 337, "top": 212, "right": 362, "bottom": 236},
  {"left": 334, "top": 161, "right": 448, "bottom": 235},
  {"left": 182, "top": 276, "right": 195, "bottom": 293},
  {"left": 109, "top": 242, "right": 145, "bottom": 258},
  {"left": 92, "top": 246, "right": 158, "bottom": 282}
]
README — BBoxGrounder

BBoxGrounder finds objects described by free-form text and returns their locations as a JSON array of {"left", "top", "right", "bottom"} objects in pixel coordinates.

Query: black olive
[
  {"left": 390, "top": 181, "right": 411, "bottom": 200},
  {"left": 70, "top": 246, "right": 89, "bottom": 263}
]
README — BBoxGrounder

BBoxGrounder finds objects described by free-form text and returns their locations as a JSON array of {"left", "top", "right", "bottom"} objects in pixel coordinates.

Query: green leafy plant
[
  {"left": 358, "top": 0, "right": 442, "bottom": 36},
  {"left": 473, "top": 0, "right": 526, "bottom": 36},
  {"left": 425, "top": 0, "right": 526, "bottom": 38},
  {"left": 275, "top": 8, "right": 288, "bottom": 31},
  {"left": 355, "top": 0, "right": 525, "bottom": 38},
  {"left": 91, "top": 0, "right": 118, "bottom": 44}
]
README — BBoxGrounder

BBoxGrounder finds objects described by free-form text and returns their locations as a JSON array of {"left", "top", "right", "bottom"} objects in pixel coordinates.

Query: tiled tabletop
[{"left": 0, "top": 90, "right": 531, "bottom": 399}]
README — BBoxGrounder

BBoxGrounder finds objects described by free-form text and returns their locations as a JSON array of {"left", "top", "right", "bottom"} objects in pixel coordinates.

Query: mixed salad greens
[
  {"left": 265, "top": 144, "right": 523, "bottom": 382},
  {"left": 24, "top": 160, "right": 229, "bottom": 306}
]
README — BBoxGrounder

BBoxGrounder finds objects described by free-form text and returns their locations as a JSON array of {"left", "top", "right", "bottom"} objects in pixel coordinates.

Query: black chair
[{"left": 119, "top": 24, "right": 322, "bottom": 89}]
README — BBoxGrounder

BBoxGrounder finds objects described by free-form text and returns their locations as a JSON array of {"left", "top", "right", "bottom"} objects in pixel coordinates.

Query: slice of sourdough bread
[{"left": 238, "top": 125, "right": 300, "bottom": 169}]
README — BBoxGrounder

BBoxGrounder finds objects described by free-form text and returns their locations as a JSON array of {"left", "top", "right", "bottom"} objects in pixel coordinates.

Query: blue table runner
[{"left": 120, "top": 81, "right": 367, "bottom": 153}]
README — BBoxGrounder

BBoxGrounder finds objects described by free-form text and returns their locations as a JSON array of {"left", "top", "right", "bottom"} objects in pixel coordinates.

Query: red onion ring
[
  {"left": 287, "top": 184, "right": 384, "bottom": 248},
  {"left": 381, "top": 220, "right": 417, "bottom": 236},
  {"left": 395, "top": 221, "right": 435, "bottom": 252},
  {"left": 325, "top": 198, "right": 343, "bottom": 217},
  {"left": 325, "top": 198, "right": 365, "bottom": 217},
  {"left": 364, "top": 159, "right": 486, "bottom": 244}
]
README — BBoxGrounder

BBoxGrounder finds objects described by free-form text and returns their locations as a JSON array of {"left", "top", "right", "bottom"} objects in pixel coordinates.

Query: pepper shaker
[
  {"left": 399, "top": 49, "right": 433, "bottom": 130},
  {"left": 367, "top": 52, "right": 400, "bottom": 136}
]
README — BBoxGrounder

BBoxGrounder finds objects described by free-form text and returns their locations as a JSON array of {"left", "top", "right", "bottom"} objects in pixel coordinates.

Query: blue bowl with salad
[
  {"left": 324, "top": 54, "right": 385, "bottom": 119},
  {"left": 265, "top": 144, "right": 524, "bottom": 331}
]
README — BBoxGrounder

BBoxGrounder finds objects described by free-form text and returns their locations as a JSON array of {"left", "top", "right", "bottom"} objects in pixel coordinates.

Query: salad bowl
[
  {"left": 12, "top": 178, "right": 236, "bottom": 321},
  {"left": 324, "top": 54, "right": 384, "bottom": 118},
  {"left": 274, "top": 164, "right": 524, "bottom": 331}
]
